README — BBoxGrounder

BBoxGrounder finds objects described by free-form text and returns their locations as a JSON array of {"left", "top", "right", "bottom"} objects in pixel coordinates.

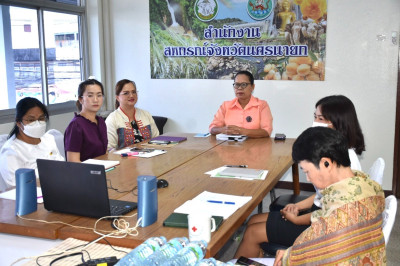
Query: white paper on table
[
  {"left": 132, "top": 150, "right": 167, "bottom": 158},
  {"left": 82, "top": 159, "right": 120, "bottom": 169},
  {"left": 113, "top": 148, "right": 131, "bottom": 155},
  {"left": 113, "top": 148, "right": 166, "bottom": 158},
  {"left": 0, "top": 187, "right": 43, "bottom": 203},
  {"left": 205, "top": 166, "right": 268, "bottom": 180},
  {"left": 174, "top": 191, "right": 252, "bottom": 219}
]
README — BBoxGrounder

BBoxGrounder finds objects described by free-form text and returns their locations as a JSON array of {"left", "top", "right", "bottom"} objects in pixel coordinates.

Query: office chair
[
  {"left": 47, "top": 129, "right": 65, "bottom": 158},
  {"left": 368, "top": 157, "right": 385, "bottom": 185},
  {"left": 382, "top": 195, "right": 397, "bottom": 245},
  {"left": 0, "top": 133, "right": 8, "bottom": 192},
  {"left": 152, "top": 116, "right": 168, "bottom": 135}
]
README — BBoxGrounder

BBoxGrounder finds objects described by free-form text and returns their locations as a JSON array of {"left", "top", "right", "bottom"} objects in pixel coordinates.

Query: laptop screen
[{"left": 37, "top": 159, "right": 114, "bottom": 218}]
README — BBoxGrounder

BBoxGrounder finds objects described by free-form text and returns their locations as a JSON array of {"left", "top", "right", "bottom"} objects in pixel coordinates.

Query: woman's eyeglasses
[
  {"left": 120, "top": 91, "right": 138, "bottom": 96},
  {"left": 22, "top": 116, "right": 47, "bottom": 124},
  {"left": 233, "top": 83, "right": 250, "bottom": 89}
]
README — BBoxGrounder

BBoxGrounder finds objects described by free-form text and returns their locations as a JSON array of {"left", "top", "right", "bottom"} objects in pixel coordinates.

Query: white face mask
[
  {"left": 312, "top": 121, "right": 330, "bottom": 128},
  {"left": 21, "top": 120, "right": 47, "bottom": 138}
]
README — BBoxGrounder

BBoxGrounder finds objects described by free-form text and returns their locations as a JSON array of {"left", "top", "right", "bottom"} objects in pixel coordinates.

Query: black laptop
[{"left": 37, "top": 159, "right": 137, "bottom": 218}]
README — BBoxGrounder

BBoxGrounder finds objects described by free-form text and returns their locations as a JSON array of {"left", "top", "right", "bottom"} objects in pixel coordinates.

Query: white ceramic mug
[{"left": 188, "top": 213, "right": 216, "bottom": 243}]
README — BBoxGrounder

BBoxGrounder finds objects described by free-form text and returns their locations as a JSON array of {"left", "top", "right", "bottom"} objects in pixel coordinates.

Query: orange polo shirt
[{"left": 209, "top": 95, "right": 273, "bottom": 135}]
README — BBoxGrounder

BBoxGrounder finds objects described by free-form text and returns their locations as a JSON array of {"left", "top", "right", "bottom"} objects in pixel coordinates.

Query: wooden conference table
[{"left": 0, "top": 134, "right": 298, "bottom": 258}]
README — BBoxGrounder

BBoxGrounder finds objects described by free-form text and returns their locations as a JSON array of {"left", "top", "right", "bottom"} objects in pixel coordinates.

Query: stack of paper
[
  {"left": 205, "top": 166, "right": 268, "bottom": 180},
  {"left": 0, "top": 187, "right": 43, "bottom": 203},
  {"left": 174, "top": 191, "right": 252, "bottom": 219},
  {"left": 216, "top": 134, "right": 247, "bottom": 142}
]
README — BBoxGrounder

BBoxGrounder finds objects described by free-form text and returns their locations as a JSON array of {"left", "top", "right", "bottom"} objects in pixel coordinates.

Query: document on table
[
  {"left": 174, "top": 191, "right": 252, "bottom": 219},
  {"left": 113, "top": 148, "right": 167, "bottom": 158},
  {"left": 82, "top": 159, "right": 120, "bottom": 169},
  {"left": 0, "top": 187, "right": 43, "bottom": 203},
  {"left": 205, "top": 166, "right": 268, "bottom": 180}
]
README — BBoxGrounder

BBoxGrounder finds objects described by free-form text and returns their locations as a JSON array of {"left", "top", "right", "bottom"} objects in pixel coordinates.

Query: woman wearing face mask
[
  {"left": 0, "top": 97, "right": 64, "bottom": 190},
  {"left": 64, "top": 79, "right": 108, "bottom": 162},
  {"left": 234, "top": 95, "right": 365, "bottom": 259}
]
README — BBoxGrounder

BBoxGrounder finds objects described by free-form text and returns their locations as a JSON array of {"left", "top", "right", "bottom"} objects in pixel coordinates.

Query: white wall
[{"left": 92, "top": 0, "right": 399, "bottom": 190}]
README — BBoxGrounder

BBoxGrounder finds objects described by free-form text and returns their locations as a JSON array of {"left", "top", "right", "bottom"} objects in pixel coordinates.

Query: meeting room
[{"left": 0, "top": 0, "right": 399, "bottom": 265}]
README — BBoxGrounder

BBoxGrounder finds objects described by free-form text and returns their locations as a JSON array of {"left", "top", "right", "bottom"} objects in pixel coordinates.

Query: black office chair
[
  {"left": 261, "top": 242, "right": 289, "bottom": 257},
  {"left": 152, "top": 116, "right": 168, "bottom": 135}
]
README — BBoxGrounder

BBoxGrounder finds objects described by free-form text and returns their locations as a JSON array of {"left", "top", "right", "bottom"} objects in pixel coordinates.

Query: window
[{"left": 0, "top": 0, "right": 87, "bottom": 122}]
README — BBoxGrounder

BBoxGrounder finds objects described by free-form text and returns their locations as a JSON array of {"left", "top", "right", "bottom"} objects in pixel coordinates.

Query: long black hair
[
  {"left": 316, "top": 95, "right": 365, "bottom": 155},
  {"left": 9, "top": 97, "right": 49, "bottom": 139}
]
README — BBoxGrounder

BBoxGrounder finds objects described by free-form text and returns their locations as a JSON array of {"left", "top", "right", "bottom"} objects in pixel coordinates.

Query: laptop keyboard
[{"left": 109, "top": 200, "right": 137, "bottom": 216}]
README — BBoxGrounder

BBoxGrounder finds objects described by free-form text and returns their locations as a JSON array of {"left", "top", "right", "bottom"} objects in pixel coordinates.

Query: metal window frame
[{"left": 0, "top": 0, "right": 87, "bottom": 123}]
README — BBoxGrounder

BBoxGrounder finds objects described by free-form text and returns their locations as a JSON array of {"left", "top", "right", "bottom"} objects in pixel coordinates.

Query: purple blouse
[{"left": 64, "top": 113, "right": 108, "bottom": 162}]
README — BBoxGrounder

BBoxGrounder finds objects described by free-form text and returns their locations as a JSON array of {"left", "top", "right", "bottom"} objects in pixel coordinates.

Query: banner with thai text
[{"left": 150, "top": 0, "right": 327, "bottom": 80}]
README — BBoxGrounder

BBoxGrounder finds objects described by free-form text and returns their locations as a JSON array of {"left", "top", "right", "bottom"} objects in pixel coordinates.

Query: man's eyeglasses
[
  {"left": 233, "top": 82, "right": 250, "bottom": 89},
  {"left": 120, "top": 91, "right": 138, "bottom": 96}
]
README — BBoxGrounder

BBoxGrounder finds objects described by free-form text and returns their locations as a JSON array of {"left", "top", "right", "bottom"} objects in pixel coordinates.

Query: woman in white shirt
[{"left": 0, "top": 97, "right": 64, "bottom": 190}]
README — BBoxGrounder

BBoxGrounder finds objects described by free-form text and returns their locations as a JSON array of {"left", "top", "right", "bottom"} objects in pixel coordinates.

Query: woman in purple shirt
[{"left": 64, "top": 79, "right": 108, "bottom": 162}]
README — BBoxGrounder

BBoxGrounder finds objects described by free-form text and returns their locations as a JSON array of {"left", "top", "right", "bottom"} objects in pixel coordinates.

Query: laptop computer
[{"left": 37, "top": 159, "right": 137, "bottom": 218}]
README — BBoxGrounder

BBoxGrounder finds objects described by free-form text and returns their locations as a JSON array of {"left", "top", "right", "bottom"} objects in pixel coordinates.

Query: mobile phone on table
[
  {"left": 236, "top": 256, "right": 267, "bottom": 266},
  {"left": 274, "top": 133, "right": 286, "bottom": 140}
]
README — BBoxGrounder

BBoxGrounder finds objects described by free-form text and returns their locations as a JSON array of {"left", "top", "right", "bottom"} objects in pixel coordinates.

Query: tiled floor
[{"left": 215, "top": 189, "right": 400, "bottom": 265}]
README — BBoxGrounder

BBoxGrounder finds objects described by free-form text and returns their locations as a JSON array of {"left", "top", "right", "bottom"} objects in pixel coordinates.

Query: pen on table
[
  {"left": 225, "top": 165, "right": 248, "bottom": 168},
  {"left": 105, "top": 167, "right": 115, "bottom": 172},
  {"left": 207, "top": 200, "right": 236, "bottom": 205}
]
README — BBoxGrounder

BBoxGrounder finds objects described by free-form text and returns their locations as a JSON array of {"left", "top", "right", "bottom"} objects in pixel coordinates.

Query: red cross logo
[{"left": 192, "top": 226, "right": 197, "bottom": 232}]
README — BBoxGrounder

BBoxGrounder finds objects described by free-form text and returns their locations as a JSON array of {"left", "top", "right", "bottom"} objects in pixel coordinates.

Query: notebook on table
[{"left": 37, "top": 159, "right": 137, "bottom": 218}]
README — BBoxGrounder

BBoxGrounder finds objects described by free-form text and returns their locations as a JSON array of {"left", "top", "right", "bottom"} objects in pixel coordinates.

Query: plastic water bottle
[
  {"left": 116, "top": 236, "right": 167, "bottom": 265},
  {"left": 141, "top": 237, "right": 190, "bottom": 265},
  {"left": 196, "top": 258, "right": 217, "bottom": 265},
  {"left": 162, "top": 240, "right": 208, "bottom": 266},
  {"left": 196, "top": 258, "right": 235, "bottom": 265}
]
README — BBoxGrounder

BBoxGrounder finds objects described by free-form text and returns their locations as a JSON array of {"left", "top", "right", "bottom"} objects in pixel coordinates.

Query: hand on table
[{"left": 224, "top": 125, "right": 245, "bottom": 135}]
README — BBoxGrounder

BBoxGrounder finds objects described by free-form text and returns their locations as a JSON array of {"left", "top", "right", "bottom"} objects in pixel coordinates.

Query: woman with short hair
[{"left": 234, "top": 95, "right": 366, "bottom": 259}]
